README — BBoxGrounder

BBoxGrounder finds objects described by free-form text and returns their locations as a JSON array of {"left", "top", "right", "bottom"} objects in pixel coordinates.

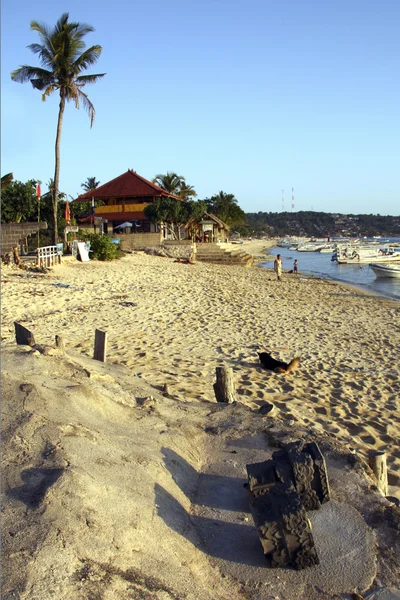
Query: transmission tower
[
  {"left": 282, "top": 189, "right": 284, "bottom": 211},
  {"left": 292, "top": 187, "right": 295, "bottom": 211}
]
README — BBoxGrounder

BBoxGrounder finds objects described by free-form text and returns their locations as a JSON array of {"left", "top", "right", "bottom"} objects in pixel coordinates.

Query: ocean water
[{"left": 260, "top": 243, "right": 400, "bottom": 302}]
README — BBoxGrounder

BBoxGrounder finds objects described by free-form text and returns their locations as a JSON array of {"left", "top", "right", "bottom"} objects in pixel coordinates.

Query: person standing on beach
[
  {"left": 293, "top": 259, "right": 298, "bottom": 274},
  {"left": 274, "top": 254, "right": 282, "bottom": 281}
]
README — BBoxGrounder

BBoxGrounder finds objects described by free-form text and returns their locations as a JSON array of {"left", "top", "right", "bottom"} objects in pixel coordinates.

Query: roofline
[{"left": 73, "top": 169, "right": 184, "bottom": 202}]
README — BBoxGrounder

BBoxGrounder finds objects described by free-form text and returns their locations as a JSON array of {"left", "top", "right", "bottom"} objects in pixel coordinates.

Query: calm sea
[{"left": 259, "top": 240, "right": 400, "bottom": 302}]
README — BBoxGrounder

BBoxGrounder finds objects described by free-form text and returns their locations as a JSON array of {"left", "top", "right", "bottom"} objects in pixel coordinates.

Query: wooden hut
[{"left": 186, "top": 213, "right": 230, "bottom": 243}]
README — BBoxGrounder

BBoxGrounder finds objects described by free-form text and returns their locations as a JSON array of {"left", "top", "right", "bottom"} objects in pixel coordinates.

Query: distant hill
[{"left": 245, "top": 211, "right": 400, "bottom": 238}]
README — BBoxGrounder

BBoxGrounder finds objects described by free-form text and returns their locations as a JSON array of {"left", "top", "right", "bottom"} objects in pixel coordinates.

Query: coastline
[{"left": 253, "top": 240, "right": 400, "bottom": 303}]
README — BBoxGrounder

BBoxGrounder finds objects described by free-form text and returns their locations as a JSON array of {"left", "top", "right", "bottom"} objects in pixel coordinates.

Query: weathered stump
[
  {"left": 93, "top": 329, "right": 107, "bottom": 362},
  {"left": 14, "top": 322, "right": 35, "bottom": 347},
  {"left": 213, "top": 365, "right": 237, "bottom": 403},
  {"left": 13, "top": 247, "right": 22, "bottom": 266},
  {"left": 368, "top": 450, "right": 388, "bottom": 495},
  {"left": 55, "top": 335, "right": 65, "bottom": 353}
]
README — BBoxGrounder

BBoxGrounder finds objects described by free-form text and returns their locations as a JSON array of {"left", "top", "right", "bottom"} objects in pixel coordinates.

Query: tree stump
[
  {"left": 13, "top": 247, "right": 22, "bottom": 266},
  {"left": 213, "top": 365, "right": 237, "bottom": 403},
  {"left": 368, "top": 451, "right": 388, "bottom": 495},
  {"left": 14, "top": 322, "right": 35, "bottom": 347},
  {"left": 55, "top": 335, "right": 65, "bottom": 353},
  {"left": 93, "top": 329, "right": 107, "bottom": 362}
]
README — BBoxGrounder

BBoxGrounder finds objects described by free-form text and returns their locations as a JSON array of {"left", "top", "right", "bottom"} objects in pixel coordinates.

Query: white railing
[{"left": 36, "top": 245, "right": 62, "bottom": 268}]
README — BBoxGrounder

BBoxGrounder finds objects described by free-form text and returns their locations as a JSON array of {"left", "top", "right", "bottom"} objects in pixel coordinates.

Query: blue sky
[{"left": 1, "top": 0, "right": 399, "bottom": 215}]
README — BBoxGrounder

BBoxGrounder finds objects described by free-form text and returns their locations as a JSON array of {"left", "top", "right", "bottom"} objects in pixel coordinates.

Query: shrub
[{"left": 88, "top": 234, "right": 122, "bottom": 261}]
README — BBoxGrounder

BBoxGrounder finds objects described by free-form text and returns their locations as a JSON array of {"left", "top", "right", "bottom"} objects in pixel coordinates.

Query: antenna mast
[
  {"left": 292, "top": 187, "right": 295, "bottom": 211},
  {"left": 282, "top": 189, "right": 284, "bottom": 211}
]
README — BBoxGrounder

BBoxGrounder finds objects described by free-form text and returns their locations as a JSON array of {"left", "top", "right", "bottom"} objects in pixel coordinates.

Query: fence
[{"left": 37, "top": 245, "right": 62, "bottom": 268}]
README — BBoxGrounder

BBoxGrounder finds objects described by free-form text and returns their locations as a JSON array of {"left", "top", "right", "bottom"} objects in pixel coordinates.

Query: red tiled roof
[{"left": 74, "top": 170, "right": 183, "bottom": 202}]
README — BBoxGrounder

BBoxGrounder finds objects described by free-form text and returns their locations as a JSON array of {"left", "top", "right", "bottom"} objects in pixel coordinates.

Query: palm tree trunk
[{"left": 52, "top": 94, "right": 65, "bottom": 245}]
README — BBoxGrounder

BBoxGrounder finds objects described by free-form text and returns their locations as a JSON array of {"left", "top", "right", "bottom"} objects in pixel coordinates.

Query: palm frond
[
  {"left": 73, "top": 46, "right": 103, "bottom": 71},
  {"left": 76, "top": 73, "right": 106, "bottom": 85},
  {"left": 76, "top": 88, "right": 96, "bottom": 126},
  {"left": 1, "top": 173, "right": 14, "bottom": 190},
  {"left": 11, "top": 65, "right": 54, "bottom": 85}
]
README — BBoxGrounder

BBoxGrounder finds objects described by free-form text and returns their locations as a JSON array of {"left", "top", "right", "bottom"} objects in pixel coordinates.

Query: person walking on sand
[
  {"left": 293, "top": 259, "right": 298, "bottom": 274},
  {"left": 274, "top": 254, "right": 282, "bottom": 281}
]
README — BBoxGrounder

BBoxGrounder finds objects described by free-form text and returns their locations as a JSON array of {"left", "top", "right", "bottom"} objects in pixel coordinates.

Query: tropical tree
[
  {"left": 81, "top": 176, "right": 100, "bottom": 191},
  {"left": 1, "top": 179, "right": 38, "bottom": 223},
  {"left": 178, "top": 183, "right": 197, "bottom": 200},
  {"left": 11, "top": 13, "right": 105, "bottom": 244},
  {"left": 206, "top": 191, "right": 246, "bottom": 227},
  {"left": 144, "top": 198, "right": 206, "bottom": 239},
  {"left": 1, "top": 173, "right": 14, "bottom": 191},
  {"left": 152, "top": 172, "right": 197, "bottom": 200}
]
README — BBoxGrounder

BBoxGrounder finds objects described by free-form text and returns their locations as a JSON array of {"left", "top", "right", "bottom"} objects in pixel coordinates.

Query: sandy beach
[{"left": 1, "top": 240, "right": 400, "bottom": 599}]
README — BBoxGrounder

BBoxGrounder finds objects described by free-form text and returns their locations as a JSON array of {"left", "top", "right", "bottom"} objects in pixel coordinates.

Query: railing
[
  {"left": 37, "top": 245, "right": 62, "bottom": 268},
  {"left": 94, "top": 203, "right": 150, "bottom": 215}
]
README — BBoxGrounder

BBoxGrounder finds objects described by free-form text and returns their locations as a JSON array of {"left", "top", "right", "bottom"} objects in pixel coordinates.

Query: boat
[
  {"left": 319, "top": 244, "right": 337, "bottom": 253},
  {"left": 335, "top": 246, "right": 400, "bottom": 264},
  {"left": 297, "top": 243, "right": 326, "bottom": 252},
  {"left": 369, "top": 263, "right": 400, "bottom": 279}
]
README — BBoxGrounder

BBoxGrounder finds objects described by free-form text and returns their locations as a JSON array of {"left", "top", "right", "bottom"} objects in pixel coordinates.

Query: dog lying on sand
[{"left": 258, "top": 352, "right": 300, "bottom": 374}]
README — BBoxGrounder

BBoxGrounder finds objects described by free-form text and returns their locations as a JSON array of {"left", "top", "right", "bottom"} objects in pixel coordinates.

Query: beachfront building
[
  {"left": 186, "top": 212, "right": 230, "bottom": 243},
  {"left": 73, "top": 169, "right": 183, "bottom": 234}
]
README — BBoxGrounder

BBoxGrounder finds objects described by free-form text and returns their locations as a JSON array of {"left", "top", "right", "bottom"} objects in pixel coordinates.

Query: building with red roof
[{"left": 73, "top": 169, "right": 182, "bottom": 233}]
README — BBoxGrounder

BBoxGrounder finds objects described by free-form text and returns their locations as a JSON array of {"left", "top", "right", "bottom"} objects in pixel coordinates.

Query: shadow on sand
[{"left": 157, "top": 448, "right": 265, "bottom": 567}]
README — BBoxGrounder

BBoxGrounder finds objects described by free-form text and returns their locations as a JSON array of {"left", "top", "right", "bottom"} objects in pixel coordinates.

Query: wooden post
[
  {"left": 14, "top": 322, "right": 35, "bottom": 346},
  {"left": 93, "top": 329, "right": 107, "bottom": 362},
  {"left": 55, "top": 335, "right": 65, "bottom": 353},
  {"left": 368, "top": 451, "right": 388, "bottom": 495},
  {"left": 213, "top": 365, "right": 237, "bottom": 403}
]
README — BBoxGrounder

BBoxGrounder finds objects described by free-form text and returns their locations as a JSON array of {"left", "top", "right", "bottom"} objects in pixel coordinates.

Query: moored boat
[
  {"left": 369, "top": 263, "right": 400, "bottom": 279},
  {"left": 335, "top": 246, "right": 400, "bottom": 264}
]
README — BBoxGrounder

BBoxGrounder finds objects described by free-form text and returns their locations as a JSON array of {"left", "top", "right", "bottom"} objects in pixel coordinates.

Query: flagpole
[
  {"left": 36, "top": 183, "right": 41, "bottom": 249},
  {"left": 92, "top": 197, "right": 95, "bottom": 233}
]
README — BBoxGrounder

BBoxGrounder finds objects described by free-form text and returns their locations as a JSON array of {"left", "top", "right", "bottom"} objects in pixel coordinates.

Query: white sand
[
  {"left": 1, "top": 242, "right": 400, "bottom": 599},
  {"left": 2, "top": 242, "right": 399, "bottom": 498}
]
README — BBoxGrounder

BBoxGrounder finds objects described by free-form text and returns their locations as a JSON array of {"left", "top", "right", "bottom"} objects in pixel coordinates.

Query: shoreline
[{"left": 249, "top": 240, "right": 400, "bottom": 303}]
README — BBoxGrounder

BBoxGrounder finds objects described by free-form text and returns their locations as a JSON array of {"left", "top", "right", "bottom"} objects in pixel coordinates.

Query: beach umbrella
[{"left": 114, "top": 221, "right": 133, "bottom": 229}]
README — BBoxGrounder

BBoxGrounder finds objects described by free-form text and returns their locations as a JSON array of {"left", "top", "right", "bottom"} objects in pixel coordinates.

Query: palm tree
[
  {"left": 152, "top": 172, "right": 185, "bottom": 196},
  {"left": 1, "top": 173, "right": 13, "bottom": 191},
  {"left": 81, "top": 176, "right": 100, "bottom": 192},
  {"left": 152, "top": 172, "right": 197, "bottom": 200},
  {"left": 11, "top": 13, "right": 105, "bottom": 244},
  {"left": 178, "top": 183, "right": 197, "bottom": 200}
]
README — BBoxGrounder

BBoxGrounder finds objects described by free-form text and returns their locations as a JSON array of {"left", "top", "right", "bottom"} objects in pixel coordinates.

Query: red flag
[
  {"left": 65, "top": 200, "right": 71, "bottom": 223},
  {"left": 36, "top": 183, "right": 41, "bottom": 199}
]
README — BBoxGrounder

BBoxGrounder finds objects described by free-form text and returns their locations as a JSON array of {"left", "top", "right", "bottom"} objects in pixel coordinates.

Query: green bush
[{"left": 88, "top": 234, "right": 122, "bottom": 261}]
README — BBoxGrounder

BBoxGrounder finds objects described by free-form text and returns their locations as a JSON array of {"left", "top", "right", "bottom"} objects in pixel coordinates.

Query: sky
[{"left": 1, "top": 0, "right": 399, "bottom": 215}]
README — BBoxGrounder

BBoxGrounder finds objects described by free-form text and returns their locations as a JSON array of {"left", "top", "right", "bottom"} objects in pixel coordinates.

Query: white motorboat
[
  {"left": 297, "top": 243, "right": 326, "bottom": 252},
  {"left": 335, "top": 246, "right": 400, "bottom": 264},
  {"left": 369, "top": 263, "right": 400, "bottom": 279}
]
